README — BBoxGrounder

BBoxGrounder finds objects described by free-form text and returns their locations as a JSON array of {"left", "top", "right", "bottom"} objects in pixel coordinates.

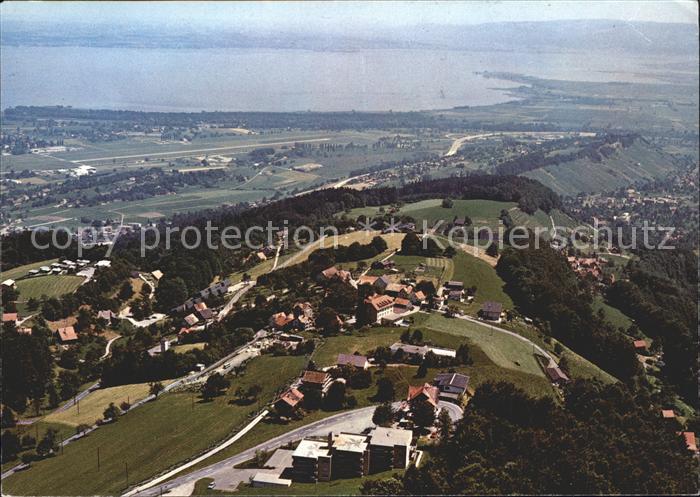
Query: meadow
[{"left": 2, "top": 355, "right": 308, "bottom": 496}]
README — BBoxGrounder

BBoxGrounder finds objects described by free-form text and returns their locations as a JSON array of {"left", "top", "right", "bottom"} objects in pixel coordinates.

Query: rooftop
[
  {"left": 292, "top": 439, "right": 330, "bottom": 460},
  {"left": 333, "top": 432, "right": 368, "bottom": 453},
  {"left": 337, "top": 353, "right": 369, "bottom": 368},
  {"left": 369, "top": 426, "right": 413, "bottom": 448}
]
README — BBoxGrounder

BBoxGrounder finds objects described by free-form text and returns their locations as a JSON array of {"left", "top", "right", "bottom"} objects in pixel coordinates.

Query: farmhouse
[
  {"left": 1, "top": 279, "right": 16, "bottom": 289},
  {"left": 151, "top": 270, "right": 164, "bottom": 281},
  {"left": 433, "top": 372, "right": 470, "bottom": 396},
  {"left": 480, "top": 301, "right": 503, "bottom": 321},
  {"left": 445, "top": 280, "right": 464, "bottom": 291},
  {"left": 56, "top": 326, "right": 79, "bottom": 344},
  {"left": 337, "top": 353, "right": 370, "bottom": 369},
  {"left": 2, "top": 312, "right": 19, "bottom": 324},
  {"left": 373, "top": 275, "right": 391, "bottom": 292},
  {"left": 183, "top": 313, "right": 199, "bottom": 327},
  {"left": 275, "top": 388, "right": 304, "bottom": 414},
  {"left": 389, "top": 342, "right": 456, "bottom": 360},
  {"left": 407, "top": 383, "right": 440, "bottom": 408},
  {"left": 300, "top": 370, "right": 333, "bottom": 394},
  {"left": 364, "top": 294, "right": 395, "bottom": 323},
  {"left": 319, "top": 266, "right": 351, "bottom": 282},
  {"left": 633, "top": 339, "right": 648, "bottom": 351},
  {"left": 545, "top": 359, "right": 570, "bottom": 385},
  {"left": 682, "top": 432, "right": 698, "bottom": 453},
  {"left": 357, "top": 275, "right": 378, "bottom": 286},
  {"left": 96, "top": 310, "right": 117, "bottom": 323}
]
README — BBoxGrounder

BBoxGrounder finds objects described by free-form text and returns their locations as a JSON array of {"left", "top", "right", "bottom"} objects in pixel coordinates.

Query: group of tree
[
  {"left": 605, "top": 249, "right": 698, "bottom": 404},
  {"left": 362, "top": 381, "right": 698, "bottom": 495},
  {"left": 496, "top": 241, "right": 640, "bottom": 380}
]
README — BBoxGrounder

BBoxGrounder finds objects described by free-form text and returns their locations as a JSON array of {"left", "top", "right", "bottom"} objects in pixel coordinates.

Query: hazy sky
[{"left": 2, "top": 1, "right": 698, "bottom": 32}]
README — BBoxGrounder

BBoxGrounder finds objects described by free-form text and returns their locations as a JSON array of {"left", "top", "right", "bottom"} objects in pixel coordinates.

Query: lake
[{"left": 1, "top": 46, "right": 693, "bottom": 112}]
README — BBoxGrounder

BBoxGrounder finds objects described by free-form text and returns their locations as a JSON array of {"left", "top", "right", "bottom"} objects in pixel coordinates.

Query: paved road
[
  {"left": 133, "top": 400, "right": 462, "bottom": 496},
  {"left": 216, "top": 281, "right": 255, "bottom": 322}
]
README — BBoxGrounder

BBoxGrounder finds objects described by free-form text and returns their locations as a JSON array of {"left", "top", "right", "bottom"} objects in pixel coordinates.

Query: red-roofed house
[
  {"left": 275, "top": 388, "right": 304, "bottom": 413},
  {"left": 407, "top": 383, "right": 439, "bottom": 408},
  {"left": 301, "top": 370, "right": 333, "bottom": 394},
  {"left": 364, "top": 294, "right": 395, "bottom": 323},
  {"left": 633, "top": 340, "right": 648, "bottom": 350},
  {"left": 2, "top": 313, "right": 18, "bottom": 324},
  {"left": 319, "top": 266, "right": 351, "bottom": 282},
  {"left": 270, "top": 312, "right": 295, "bottom": 331},
  {"left": 661, "top": 409, "right": 676, "bottom": 419},
  {"left": 56, "top": 326, "right": 79, "bottom": 343},
  {"left": 682, "top": 432, "right": 698, "bottom": 452}
]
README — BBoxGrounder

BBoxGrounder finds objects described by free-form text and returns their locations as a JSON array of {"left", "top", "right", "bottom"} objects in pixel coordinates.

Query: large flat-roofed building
[
  {"left": 291, "top": 428, "right": 415, "bottom": 482},
  {"left": 291, "top": 439, "right": 332, "bottom": 482},
  {"left": 331, "top": 433, "right": 370, "bottom": 478},
  {"left": 368, "top": 427, "right": 414, "bottom": 473}
]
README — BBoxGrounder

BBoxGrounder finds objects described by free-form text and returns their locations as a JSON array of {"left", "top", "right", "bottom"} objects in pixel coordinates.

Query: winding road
[{"left": 128, "top": 400, "right": 462, "bottom": 496}]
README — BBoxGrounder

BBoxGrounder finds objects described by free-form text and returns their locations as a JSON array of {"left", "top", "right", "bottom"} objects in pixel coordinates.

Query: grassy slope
[
  {"left": 524, "top": 141, "right": 678, "bottom": 196},
  {"left": 592, "top": 296, "right": 634, "bottom": 331},
  {"left": 450, "top": 251, "right": 513, "bottom": 308},
  {"left": 313, "top": 321, "right": 554, "bottom": 399},
  {"left": 43, "top": 383, "right": 155, "bottom": 428},
  {"left": 2, "top": 355, "right": 307, "bottom": 496}
]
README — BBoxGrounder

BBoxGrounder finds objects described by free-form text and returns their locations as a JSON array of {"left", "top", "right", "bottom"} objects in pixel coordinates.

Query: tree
[
  {"left": 444, "top": 246, "right": 457, "bottom": 258},
  {"left": 155, "top": 276, "right": 188, "bottom": 312},
  {"left": 372, "top": 403, "right": 395, "bottom": 427},
  {"left": 36, "top": 428, "right": 59, "bottom": 457},
  {"left": 316, "top": 307, "right": 342, "bottom": 335},
  {"left": 1, "top": 430, "right": 21, "bottom": 462},
  {"left": 486, "top": 242, "right": 499, "bottom": 257},
  {"left": 415, "top": 360, "right": 428, "bottom": 378},
  {"left": 59, "top": 348, "right": 79, "bottom": 369},
  {"left": 27, "top": 297, "right": 39, "bottom": 312},
  {"left": 75, "top": 424, "right": 91, "bottom": 435},
  {"left": 436, "top": 408, "right": 452, "bottom": 441},
  {"left": 149, "top": 381, "right": 164, "bottom": 398},
  {"left": 75, "top": 307, "right": 93, "bottom": 333},
  {"left": 201, "top": 373, "right": 230, "bottom": 401},
  {"left": 303, "top": 388, "right": 322, "bottom": 410},
  {"left": 441, "top": 198, "right": 454, "bottom": 208},
  {"left": 411, "top": 329, "right": 423, "bottom": 344},
  {"left": 376, "top": 377, "right": 396, "bottom": 402},
  {"left": 411, "top": 399, "right": 435, "bottom": 429},
  {"left": 103, "top": 402, "right": 121, "bottom": 421},
  {"left": 456, "top": 344, "right": 472, "bottom": 365},
  {"left": 323, "top": 381, "right": 347, "bottom": 410},
  {"left": 58, "top": 370, "right": 81, "bottom": 401},
  {"left": 1, "top": 407, "right": 17, "bottom": 428},
  {"left": 47, "top": 382, "right": 60, "bottom": 408},
  {"left": 118, "top": 280, "right": 134, "bottom": 300}
]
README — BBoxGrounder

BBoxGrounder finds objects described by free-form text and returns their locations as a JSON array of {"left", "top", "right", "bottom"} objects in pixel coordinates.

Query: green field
[
  {"left": 14, "top": 275, "right": 85, "bottom": 313},
  {"left": 2, "top": 355, "right": 308, "bottom": 496},
  {"left": 343, "top": 199, "right": 516, "bottom": 230},
  {"left": 450, "top": 251, "right": 513, "bottom": 308}
]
